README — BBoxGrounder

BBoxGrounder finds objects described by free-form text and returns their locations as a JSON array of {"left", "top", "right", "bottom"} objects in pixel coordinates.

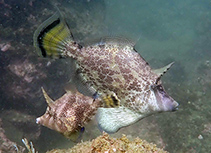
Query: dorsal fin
[
  {"left": 153, "top": 62, "right": 174, "bottom": 77},
  {"left": 153, "top": 62, "right": 174, "bottom": 84},
  {"left": 99, "top": 36, "right": 135, "bottom": 47},
  {"left": 84, "top": 36, "right": 135, "bottom": 48},
  {"left": 41, "top": 87, "right": 54, "bottom": 105}
]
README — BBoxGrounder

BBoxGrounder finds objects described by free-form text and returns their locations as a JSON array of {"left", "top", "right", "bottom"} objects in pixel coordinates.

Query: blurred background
[{"left": 0, "top": 0, "right": 210, "bottom": 152}]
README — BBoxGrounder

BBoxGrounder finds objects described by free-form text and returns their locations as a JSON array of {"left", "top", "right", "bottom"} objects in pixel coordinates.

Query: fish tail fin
[{"left": 33, "top": 12, "right": 78, "bottom": 59}]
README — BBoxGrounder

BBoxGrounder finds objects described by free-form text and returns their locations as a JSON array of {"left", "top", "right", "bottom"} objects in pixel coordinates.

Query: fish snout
[
  {"left": 154, "top": 84, "right": 179, "bottom": 112},
  {"left": 162, "top": 95, "right": 179, "bottom": 112},
  {"left": 171, "top": 100, "right": 179, "bottom": 111},
  {"left": 169, "top": 100, "right": 179, "bottom": 112}
]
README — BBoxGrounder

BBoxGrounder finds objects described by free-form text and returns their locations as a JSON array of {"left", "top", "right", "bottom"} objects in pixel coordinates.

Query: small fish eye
[
  {"left": 149, "top": 84, "right": 156, "bottom": 90},
  {"left": 81, "top": 127, "right": 85, "bottom": 132},
  {"left": 157, "top": 85, "right": 163, "bottom": 90}
]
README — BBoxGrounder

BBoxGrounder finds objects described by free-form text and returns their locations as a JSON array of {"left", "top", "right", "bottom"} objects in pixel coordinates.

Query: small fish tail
[{"left": 33, "top": 12, "right": 77, "bottom": 58}]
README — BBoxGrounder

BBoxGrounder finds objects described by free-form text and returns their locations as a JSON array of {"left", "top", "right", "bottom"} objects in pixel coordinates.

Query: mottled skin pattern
[
  {"left": 65, "top": 40, "right": 162, "bottom": 114},
  {"left": 36, "top": 89, "right": 101, "bottom": 138},
  {"left": 34, "top": 13, "right": 179, "bottom": 134}
]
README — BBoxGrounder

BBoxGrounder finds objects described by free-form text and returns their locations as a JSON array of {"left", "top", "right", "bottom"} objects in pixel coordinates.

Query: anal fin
[{"left": 96, "top": 107, "right": 143, "bottom": 133}]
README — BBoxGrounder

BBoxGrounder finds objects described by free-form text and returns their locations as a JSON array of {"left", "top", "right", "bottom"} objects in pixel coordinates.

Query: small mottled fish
[
  {"left": 36, "top": 87, "right": 101, "bottom": 140},
  {"left": 34, "top": 12, "right": 179, "bottom": 133}
]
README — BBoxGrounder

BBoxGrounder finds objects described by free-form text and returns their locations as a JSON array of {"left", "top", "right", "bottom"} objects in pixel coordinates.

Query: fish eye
[
  {"left": 149, "top": 84, "right": 157, "bottom": 90},
  {"left": 157, "top": 85, "right": 163, "bottom": 90}
]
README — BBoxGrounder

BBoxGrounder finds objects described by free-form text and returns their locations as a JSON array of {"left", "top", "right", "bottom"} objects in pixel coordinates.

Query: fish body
[
  {"left": 36, "top": 88, "right": 101, "bottom": 139},
  {"left": 34, "top": 12, "right": 179, "bottom": 133}
]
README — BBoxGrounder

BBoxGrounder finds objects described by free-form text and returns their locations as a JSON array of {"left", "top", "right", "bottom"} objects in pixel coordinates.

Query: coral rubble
[{"left": 47, "top": 132, "right": 168, "bottom": 153}]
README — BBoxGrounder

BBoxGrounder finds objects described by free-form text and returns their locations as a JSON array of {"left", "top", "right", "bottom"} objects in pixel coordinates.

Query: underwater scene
[{"left": 0, "top": 0, "right": 210, "bottom": 152}]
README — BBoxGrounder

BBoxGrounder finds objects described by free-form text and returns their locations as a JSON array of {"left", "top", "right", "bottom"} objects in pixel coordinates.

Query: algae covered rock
[{"left": 47, "top": 132, "right": 168, "bottom": 153}]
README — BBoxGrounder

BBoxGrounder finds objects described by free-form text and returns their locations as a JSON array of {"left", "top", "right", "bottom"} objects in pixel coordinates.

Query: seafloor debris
[
  {"left": 0, "top": 118, "right": 25, "bottom": 153},
  {"left": 47, "top": 132, "right": 168, "bottom": 153}
]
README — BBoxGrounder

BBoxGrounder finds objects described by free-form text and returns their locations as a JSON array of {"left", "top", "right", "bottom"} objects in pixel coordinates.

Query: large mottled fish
[
  {"left": 36, "top": 87, "right": 101, "bottom": 140},
  {"left": 34, "top": 12, "right": 179, "bottom": 133}
]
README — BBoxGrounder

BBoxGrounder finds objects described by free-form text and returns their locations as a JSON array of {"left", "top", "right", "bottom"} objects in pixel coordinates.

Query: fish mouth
[
  {"left": 36, "top": 117, "right": 41, "bottom": 124},
  {"left": 172, "top": 101, "right": 179, "bottom": 111}
]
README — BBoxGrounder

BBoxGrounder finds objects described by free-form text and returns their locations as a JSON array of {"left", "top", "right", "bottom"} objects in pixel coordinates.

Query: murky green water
[{"left": 0, "top": 0, "right": 210, "bottom": 152}]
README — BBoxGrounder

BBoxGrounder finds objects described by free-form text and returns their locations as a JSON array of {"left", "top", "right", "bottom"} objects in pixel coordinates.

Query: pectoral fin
[
  {"left": 101, "top": 92, "right": 120, "bottom": 108},
  {"left": 96, "top": 107, "right": 143, "bottom": 133}
]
